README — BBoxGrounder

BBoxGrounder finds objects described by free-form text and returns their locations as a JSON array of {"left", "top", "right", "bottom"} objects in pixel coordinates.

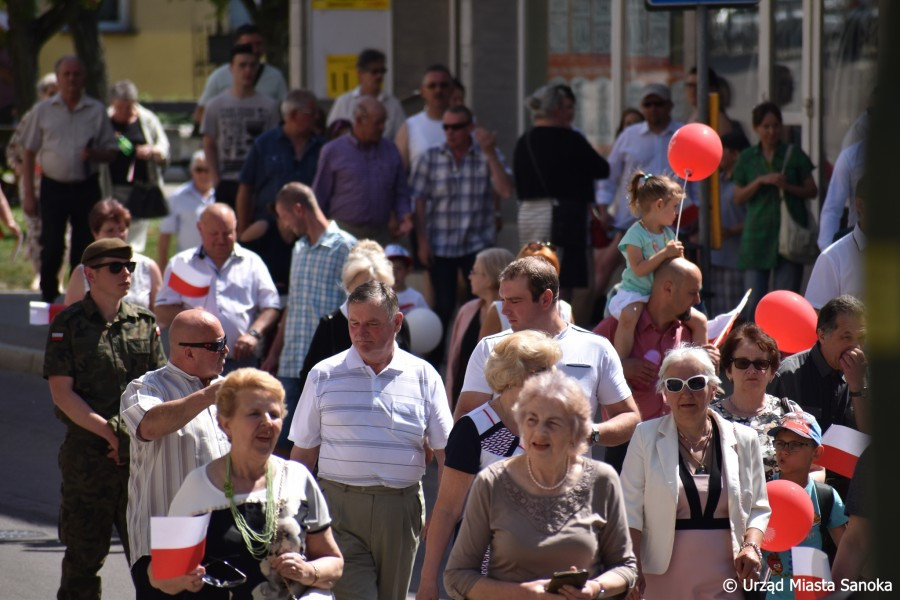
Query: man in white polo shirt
[
  {"left": 290, "top": 280, "right": 452, "bottom": 600},
  {"left": 455, "top": 256, "right": 641, "bottom": 451},
  {"left": 120, "top": 308, "right": 231, "bottom": 597}
]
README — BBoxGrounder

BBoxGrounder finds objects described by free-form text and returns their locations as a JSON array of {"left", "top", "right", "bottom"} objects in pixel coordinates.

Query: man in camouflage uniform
[{"left": 44, "top": 237, "right": 166, "bottom": 599}]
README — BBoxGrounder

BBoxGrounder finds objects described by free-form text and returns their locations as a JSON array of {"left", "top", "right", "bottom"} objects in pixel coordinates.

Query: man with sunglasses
[
  {"left": 121, "top": 308, "right": 231, "bottom": 598},
  {"left": 411, "top": 104, "right": 514, "bottom": 345},
  {"left": 395, "top": 64, "right": 454, "bottom": 171},
  {"left": 328, "top": 49, "right": 407, "bottom": 141},
  {"left": 44, "top": 237, "right": 167, "bottom": 598}
]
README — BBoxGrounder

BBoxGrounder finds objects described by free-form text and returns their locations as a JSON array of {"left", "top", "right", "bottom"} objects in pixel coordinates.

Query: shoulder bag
[{"left": 777, "top": 145, "right": 819, "bottom": 263}]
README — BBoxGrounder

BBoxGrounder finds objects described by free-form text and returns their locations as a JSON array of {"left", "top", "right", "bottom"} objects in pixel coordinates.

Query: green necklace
[{"left": 223, "top": 454, "right": 277, "bottom": 560}]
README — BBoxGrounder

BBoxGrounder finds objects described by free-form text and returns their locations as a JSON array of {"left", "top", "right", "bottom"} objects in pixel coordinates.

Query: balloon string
[{"left": 675, "top": 171, "right": 690, "bottom": 238}]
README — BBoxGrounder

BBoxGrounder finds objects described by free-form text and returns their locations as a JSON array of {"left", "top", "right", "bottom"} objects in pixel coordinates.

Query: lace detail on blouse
[{"left": 500, "top": 459, "right": 595, "bottom": 535}]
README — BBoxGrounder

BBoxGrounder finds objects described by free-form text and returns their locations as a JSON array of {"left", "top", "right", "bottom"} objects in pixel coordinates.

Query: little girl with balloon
[{"left": 608, "top": 172, "right": 708, "bottom": 359}]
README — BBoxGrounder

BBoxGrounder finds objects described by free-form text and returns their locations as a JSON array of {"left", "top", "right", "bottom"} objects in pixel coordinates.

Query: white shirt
[
  {"left": 156, "top": 243, "right": 281, "bottom": 358},
  {"left": 405, "top": 111, "right": 445, "bottom": 170},
  {"left": 805, "top": 225, "right": 865, "bottom": 309},
  {"left": 396, "top": 286, "right": 428, "bottom": 315},
  {"left": 120, "top": 362, "right": 230, "bottom": 564},
  {"left": 818, "top": 140, "right": 865, "bottom": 251},
  {"left": 327, "top": 86, "right": 407, "bottom": 141},
  {"left": 197, "top": 63, "right": 288, "bottom": 106},
  {"left": 290, "top": 344, "right": 453, "bottom": 488},
  {"left": 159, "top": 182, "right": 216, "bottom": 253},
  {"left": 460, "top": 324, "right": 632, "bottom": 416}
]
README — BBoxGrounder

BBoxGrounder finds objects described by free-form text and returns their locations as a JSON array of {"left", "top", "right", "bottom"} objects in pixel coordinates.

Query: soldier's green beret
[{"left": 81, "top": 238, "right": 132, "bottom": 266}]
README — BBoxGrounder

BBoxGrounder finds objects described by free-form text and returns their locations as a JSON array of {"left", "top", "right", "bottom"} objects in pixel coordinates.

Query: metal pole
[{"left": 696, "top": 6, "right": 711, "bottom": 300}]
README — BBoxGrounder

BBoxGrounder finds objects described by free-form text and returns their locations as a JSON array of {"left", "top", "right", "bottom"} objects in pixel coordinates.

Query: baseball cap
[
  {"left": 81, "top": 238, "right": 132, "bottom": 266},
  {"left": 385, "top": 244, "right": 413, "bottom": 266},
  {"left": 641, "top": 83, "right": 671, "bottom": 103},
  {"left": 768, "top": 411, "right": 823, "bottom": 446}
]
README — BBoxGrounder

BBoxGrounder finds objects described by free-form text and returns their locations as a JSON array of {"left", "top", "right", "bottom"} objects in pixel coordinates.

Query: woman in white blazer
[{"left": 621, "top": 345, "right": 770, "bottom": 599}]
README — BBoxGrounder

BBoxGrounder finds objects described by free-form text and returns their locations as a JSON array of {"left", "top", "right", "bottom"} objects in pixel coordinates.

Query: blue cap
[{"left": 768, "top": 411, "right": 823, "bottom": 446}]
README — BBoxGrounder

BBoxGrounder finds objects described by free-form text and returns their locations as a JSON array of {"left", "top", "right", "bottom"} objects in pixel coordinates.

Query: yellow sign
[
  {"left": 325, "top": 55, "right": 360, "bottom": 99},
  {"left": 312, "top": 0, "right": 390, "bottom": 9}
]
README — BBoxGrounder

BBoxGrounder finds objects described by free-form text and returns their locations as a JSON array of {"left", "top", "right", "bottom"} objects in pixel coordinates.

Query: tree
[
  {"left": 239, "top": 0, "right": 289, "bottom": 74},
  {"left": 67, "top": 1, "right": 107, "bottom": 101}
]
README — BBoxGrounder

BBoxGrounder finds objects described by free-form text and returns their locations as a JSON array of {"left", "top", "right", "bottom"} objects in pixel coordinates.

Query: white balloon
[{"left": 404, "top": 307, "right": 443, "bottom": 355}]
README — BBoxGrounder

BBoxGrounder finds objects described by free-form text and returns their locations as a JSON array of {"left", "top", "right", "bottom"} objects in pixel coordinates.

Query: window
[{"left": 98, "top": 0, "right": 131, "bottom": 33}]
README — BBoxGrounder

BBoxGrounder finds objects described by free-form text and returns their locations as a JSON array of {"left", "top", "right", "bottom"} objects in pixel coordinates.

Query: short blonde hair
[
  {"left": 341, "top": 240, "right": 394, "bottom": 291},
  {"left": 484, "top": 331, "right": 562, "bottom": 393},
  {"left": 216, "top": 368, "right": 286, "bottom": 422},
  {"left": 476, "top": 247, "right": 515, "bottom": 291},
  {"left": 513, "top": 370, "right": 592, "bottom": 456}
]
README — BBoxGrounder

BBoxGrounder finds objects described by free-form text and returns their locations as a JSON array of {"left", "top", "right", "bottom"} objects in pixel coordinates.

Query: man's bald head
[
  {"left": 655, "top": 257, "right": 701, "bottom": 288},
  {"left": 169, "top": 309, "right": 227, "bottom": 380},
  {"left": 651, "top": 258, "right": 702, "bottom": 322},
  {"left": 199, "top": 203, "right": 236, "bottom": 227},
  {"left": 169, "top": 309, "right": 221, "bottom": 347},
  {"left": 197, "top": 203, "right": 237, "bottom": 264}
]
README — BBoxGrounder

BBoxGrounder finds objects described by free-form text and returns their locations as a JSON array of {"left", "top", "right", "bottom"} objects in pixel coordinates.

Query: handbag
[
  {"left": 524, "top": 131, "right": 586, "bottom": 248},
  {"left": 777, "top": 145, "right": 818, "bottom": 263},
  {"left": 125, "top": 182, "right": 169, "bottom": 219}
]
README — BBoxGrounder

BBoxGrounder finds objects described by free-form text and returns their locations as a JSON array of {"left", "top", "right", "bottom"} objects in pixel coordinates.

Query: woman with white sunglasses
[{"left": 620, "top": 345, "right": 770, "bottom": 599}]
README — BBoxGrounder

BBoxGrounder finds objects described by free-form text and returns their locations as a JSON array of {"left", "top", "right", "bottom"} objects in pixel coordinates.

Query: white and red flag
[
  {"left": 150, "top": 513, "right": 211, "bottom": 579},
  {"left": 29, "top": 301, "right": 65, "bottom": 325},
  {"left": 168, "top": 260, "right": 211, "bottom": 298},
  {"left": 791, "top": 546, "right": 832, "bottom": 600},
  {"left": 815, "top": 424, "right": 870, "bottom": 479},
  {"left": 709, "top": 288, "right": 752, "bottom": 347}
]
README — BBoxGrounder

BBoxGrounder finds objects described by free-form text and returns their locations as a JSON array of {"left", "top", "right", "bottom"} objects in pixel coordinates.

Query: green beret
[{"left": 81, "top": 238, "right": 132, "bottom": 266}]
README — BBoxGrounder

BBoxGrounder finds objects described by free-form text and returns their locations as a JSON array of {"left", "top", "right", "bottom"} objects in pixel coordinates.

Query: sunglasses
[
  {"left": 90, "top": 261, "right": 136, "bottom": 274},
  {"left": 426, "top": 81, "right": 451, "bottom": 90},
  {"left": 179, "top": 336, "right": 227, "bottom": 353},
  {"left": 201, "top": 559, "right": 247, "bottom": 588},
  {"left": 443, "top": 121, "right": 470, "bottom": 131},
  {"left": 663, "top": 375, "right": 710, "bottom": 393},
  {"left": 367, "top": 67, "right": 387, "bottom": 75},
  {"left": 526, "top": 241, "right": 555, "bottom": 251},
  {"left": 642, "top": 100, "right": 668, "bottom": 108},
  {"left": 773, "top": 440, "right": 817, "bottom": 453},
  {"left": 731, "top": 357, "right": 772, "bottom": 371},
  {"left": 193, "top": 167, "right": 210, "bottom": 173}
]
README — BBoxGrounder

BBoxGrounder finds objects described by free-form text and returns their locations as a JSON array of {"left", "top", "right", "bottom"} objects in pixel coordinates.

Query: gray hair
[
  {"left": 513, "top": 370, "right": 592, "bottom": 456},
  {"left": 656, "top": 344, "right": 722, "bottom": 395},
  {"left": 347, "top": 280, "right": 399, "bottom": 319},
  {"left": 37, "top": 73, "right": 57, "bottom": 97},
  {"left": 341, "top": 240, "right": 394, "bottom": 291},
  {"left": 526, "top": 82, "right": 575, "bottom": 119},
  {"left": 817, "top": 295, "right": 866, "bottom": 334},
  {"left": 281, "top": 89, "right": 317, "bottom": 120},
  {"left": 109, "top": 79, "right": 138, "bottom": 102},
  {"left": 189, "top": 150, "right": 206, "bottom": 171},
  {"left": 476, "top": 247, "right": 515, "bottom": 291}
]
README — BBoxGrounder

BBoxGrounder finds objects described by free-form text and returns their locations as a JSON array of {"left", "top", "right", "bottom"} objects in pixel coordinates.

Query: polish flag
[
  {"left": 150, "top": 513, "right": 211, "bottom": 579},
  {"left": 815, "top": 425, "right": 870, "bottom": 479},
  {"left": 791, "top": 547, "right": 832, "bottom": 599},
  {"left": 29, "top": 301, "right": 65, "bottom": 325},
  {"left": 709, "top": 288, "right": 752, "bottom": 347},
  {"left": 168, "top": 260, "right": 211, "bottom": 298}
]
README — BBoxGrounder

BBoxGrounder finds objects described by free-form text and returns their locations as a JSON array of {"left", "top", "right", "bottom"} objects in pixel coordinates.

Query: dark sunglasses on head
[
  {"left": 731, "top": 357, "right": 772, "bottom": 371},
  {"left": 90, "top": 261, "right": 136, "bottom": 274},
  {"left": 526, "top": 241, "right": 555, "bottom": 252},
  {"left": 179, "top": 336, "right": 227, "bottom": 353},
  {"left": 426, "top": 81, "right": 451, "bottom": 90},
  {"left": 664, "top": 375, "right": 710, "bottom": 393},
  {"left": 443, "top": 121, "right": 470, "bottom": 131},
  {"left": 642, "top": 100, "right": 668, "bottom": 108}
]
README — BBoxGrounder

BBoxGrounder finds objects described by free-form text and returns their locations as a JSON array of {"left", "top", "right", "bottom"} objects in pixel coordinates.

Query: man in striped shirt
[
  {"left": 290, "top": 281, "right": 453, "bottom": 600},
  {"left": 121, "top": 308, "right": 231, "bottom": 597}
]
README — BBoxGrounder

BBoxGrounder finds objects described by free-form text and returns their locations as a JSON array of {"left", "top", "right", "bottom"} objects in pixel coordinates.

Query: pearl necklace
[{"left": 526, "top": 455, "right": 570, "bottom": 491}]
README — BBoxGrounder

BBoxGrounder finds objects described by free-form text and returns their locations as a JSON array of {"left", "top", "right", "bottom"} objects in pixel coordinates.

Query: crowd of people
[{"left": 6, "top": 25, "right": 872, "bottom": 600}]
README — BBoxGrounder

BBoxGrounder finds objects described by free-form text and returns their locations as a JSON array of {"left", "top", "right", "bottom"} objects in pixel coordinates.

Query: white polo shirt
[
  {"left": 290, "top": 345, "right": 453, "bottom": 488},
  {"left": 805, "top": 226, "right": 865, "bottom": 309},
  {"left": 460, "top": 324, "right": 632, "bottom": 417}
]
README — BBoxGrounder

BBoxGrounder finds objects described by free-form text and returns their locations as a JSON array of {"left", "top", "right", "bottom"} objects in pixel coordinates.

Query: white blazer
[{"left": 620, "top": 410, "right": 771, "bottom": 575}]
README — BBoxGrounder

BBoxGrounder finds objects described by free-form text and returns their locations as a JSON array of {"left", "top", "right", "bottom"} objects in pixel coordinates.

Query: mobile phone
[{"left": 545, "top": 569, "right": 589, "bottom": 593}]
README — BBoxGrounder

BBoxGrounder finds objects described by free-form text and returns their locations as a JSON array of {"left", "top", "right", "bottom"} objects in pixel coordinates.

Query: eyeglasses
[
  {"left": 526, "top": 241, "right": 555, "bottom": 251},
  {"left": 179, "top": 336, "right": 227, "bottom": 353},
  {"left": 426, "top": 81, "right": 451, "bottom": 90},
  {"left": 663, "top": 375, "right": 710, "bottom": 393},
  {"left": 201, "top": 559, "right": 247, "bottom": 588},
  {"left": 89, "top": 261, "right": 136, "bottom": 274},
  {"left": 642, "top": 100, "right": 668, "bottom": 108},
  {"left": 443, "top": 121, "right": 470, "bottom": 131},
  {"left": 731, "top": 357, "right": 772, "bottom": 371},
  {"left": 367, "top": 67, "right": 387, "bottom": 75},
  {"left": 773, "top": 440, "right": 817, "bottom": 453}
]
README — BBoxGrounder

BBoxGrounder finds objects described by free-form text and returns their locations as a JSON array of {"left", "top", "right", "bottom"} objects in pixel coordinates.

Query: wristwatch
[
  {"left": 248, "top": 328, "right": 262, "bottom": 340},
  {"left": 848, "top": 386, "right": 868, "bottom": 398},
  {"left": 589, "top": 426, "right": 601, "bottom": 446}
]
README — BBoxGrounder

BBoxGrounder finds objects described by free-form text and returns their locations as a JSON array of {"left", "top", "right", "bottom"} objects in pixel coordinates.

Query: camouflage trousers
[{"left": 57, "top": 433, "right": 130, "bottom": 600}]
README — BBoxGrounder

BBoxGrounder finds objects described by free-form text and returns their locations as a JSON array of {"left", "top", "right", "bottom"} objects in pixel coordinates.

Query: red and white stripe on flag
[
  {"left": 168, "top": 260, "right": 211, "bottom": 298},
  {"left": 150, "top": 513, "right": 211, "bottom": 579},
  {"left": 29, "top": 301, "right": 65, "bottom": 325},
  {"left": 815, "top": 424, "right": 870, "bottom": 479},
  {"left": 791, "top": 546, "right": 832, "bottom": 600}
]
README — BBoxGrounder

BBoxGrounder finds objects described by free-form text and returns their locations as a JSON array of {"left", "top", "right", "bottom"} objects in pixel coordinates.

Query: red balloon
[
  {"left": 755, "top": 291, "right": 818, "bottom": 355},
  {"left": 667, "top": 123, "right": 723, "bottom": 181},
  {"left": 762, "top": 479, "right": 814, "bottom": 552}
]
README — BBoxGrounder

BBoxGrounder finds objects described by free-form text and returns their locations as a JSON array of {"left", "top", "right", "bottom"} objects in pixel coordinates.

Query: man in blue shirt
[{"left": 236, "top": 89, "right": 324, "bottom": 235}]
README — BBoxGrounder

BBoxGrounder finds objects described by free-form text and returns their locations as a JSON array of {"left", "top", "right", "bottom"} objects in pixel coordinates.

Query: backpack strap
[{"left": 815, "top": 481, "right": 837, "bottom": 563}]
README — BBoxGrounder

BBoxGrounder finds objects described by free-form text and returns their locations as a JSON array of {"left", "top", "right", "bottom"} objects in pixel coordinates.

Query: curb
[{"left": 0, "top": 342, "right": 44, "bottom": 377}]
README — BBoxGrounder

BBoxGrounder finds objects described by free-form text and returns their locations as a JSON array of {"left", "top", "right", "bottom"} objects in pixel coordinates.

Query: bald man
[
  {"left": 121, "top": 308, "right": 231, "bottom": 597},
  {"left": 155, "top": 203, "right": 281, "bottom": 372},
  {"left": 594, "top": 258, "right": 719, "bottom": 471},
  {"left": 312, "top": 96, "right": 412, "bottom": 245}
]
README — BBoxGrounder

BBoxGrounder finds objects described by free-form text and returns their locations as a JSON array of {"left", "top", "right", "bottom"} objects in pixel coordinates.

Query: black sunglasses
[
  {"left": 90, "top": 261, "right": 136, "bottom": 274},
  {"left": 201, "top": 558, "right": 247, "bottom": 588},
  {"left": 426, "top": 81, "right": 451, "bottom": 90},
  {"left": 773, "top": 440, "right": 817, "bottom": 453},
  {"left": 179, "top": 336, "right": 227, "bottom": 353},
  {"left": 443, "top": 121, "right": 470, "bottom": 131},
  {"left": 731, "top": 357, "right": 772, "bottom": 371},
  {"left": 367, "top": 67, "right": 388, "bottom": 75},
  {"left": 642, "top": 100, "right": 668, "bottom": 108},
  {"left": 664, "top": 375, "right": 710, "bottom": 393}
]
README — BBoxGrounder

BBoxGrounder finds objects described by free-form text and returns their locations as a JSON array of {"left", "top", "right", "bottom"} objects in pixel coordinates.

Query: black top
[
  {"left": 451, "top": 310, "right": 482, "bottom": 404},
  {"left": 443, "top": 410, "right": 520, "bottom": 475},
  {"left": 111, "top": 119, "right": 149, "bottom": 185},
  {"left": 768, "top": 342, "right": 854, "bottom": 432},
  {"left": 512, "top": 126, "right": 609, "bottom": 202},
  {"left": 240, "top": 217, "right": 293, "bottom": 296},
  {"left": 844, "top": 446, "right": 872, "bottom": 519}
]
